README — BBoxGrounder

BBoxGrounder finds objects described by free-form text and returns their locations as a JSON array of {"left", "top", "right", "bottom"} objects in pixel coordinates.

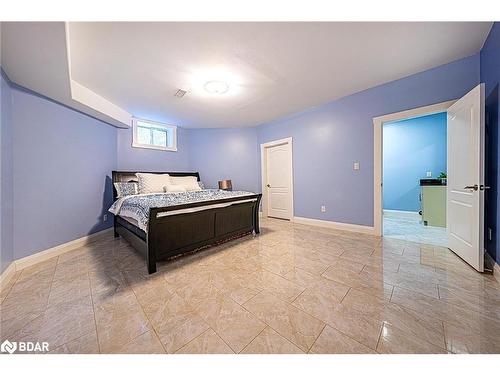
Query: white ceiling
[{"left": 2, "top": 22, "right": 493, "bottom": 128}]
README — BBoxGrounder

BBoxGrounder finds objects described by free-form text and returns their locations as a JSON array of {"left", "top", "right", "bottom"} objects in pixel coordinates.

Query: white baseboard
[
  {"left": 383, "top": 209, "right": 420, "bottom": 219},
  {"left": 0, "top": 262, "right": 18, "bottom": 289},
  {"left": 485, "top": 251, "right": 500, "bottom": 284},
  {"left": 292, "top": 216, "right": 376, "bottom": 235},
  {"left": 0, "top": 227, "right": 113, "bottom": 289}
]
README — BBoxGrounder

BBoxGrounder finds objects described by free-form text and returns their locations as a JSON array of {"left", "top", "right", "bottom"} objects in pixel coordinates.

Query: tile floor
[
  {"left": 1, "top": 217, "right": 499, "bottom": 354},
  {"left": 383, "top": 210, "right": 448, "bottom": 247}
]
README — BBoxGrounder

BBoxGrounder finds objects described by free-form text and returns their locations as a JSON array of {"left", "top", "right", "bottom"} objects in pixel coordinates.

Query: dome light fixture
[{"left": 204, "top": 80, "right": 229, "bottom": 95}]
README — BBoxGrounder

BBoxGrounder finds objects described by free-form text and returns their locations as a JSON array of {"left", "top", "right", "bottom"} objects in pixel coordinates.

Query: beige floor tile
[
  {"left": 241, "top": 326, "right": 304, "bottom": 354},
  {"left": 437, "top": 284, "right": 500, "bottom": 320},
  {"left": 282, "top": 268, "right": 326, "bottom": 288},
  {"left": 94, "top": 291, "right": 151, "bottom": 353},
  {"left": 138, "top": 288, "right": 209, "bottom": 353},
  {"left": 0, "top": 308, "right": 46, "bottom": 342},
  {"left": 378, "top": 270, "right": 439, "bottom": 299},
  {"left": 342, "top": 288, "right": 445, "bottom": 349},
  {"left": 323, "top": 263, "right": 392, "bottom": 300},
  {"left": 176, "top": 329, "right": 234, "bottom": 354},
  {"left": 377, "top": 323, "right": 447, "bottom": 354},
  {"left": 312, "top": 301, "right": 383, "bottom": 350},
  {"left": 49, "top": 330, "right": 99, "bottom": 354},
  {"left": 48, "top": 272, "right": 91, "bottom": 307},
  {"left": 321, "top": 259, "right": 365, "bottom": 282},
  {"left": 17, "top": 258, "right": 58, "bottom": 279},
  {"left": 89, "top": 266, "right": 130, "bottom": 305},
  {"left": 443, "top": 322, "right": 500, "bottom": 354},
  {"left": 10, "top": 295, "right": 95, "bottom": 350},
  {"left": 291, "top": 281, "right": 350, "bottom": 325},
  {"left": 211, "top": 271, "right": 263, "bottom": 305},
  {"left": 0, "top": 270, "right": 21, "bottom": 303},
  {"left": 109, "top": 330, "right": 165, "bottom": 354},
  {"left": 340, "top": 253, "right": 400, "bottom": 273},
  {"left": 3, "top": 217, "right": 499, "bottom": 354},
  {"left": 251, "top": 269, "right": 305, "bottom": 302},
  {"left": 243, "top": 291, "right": 325, "bottom": 352},
  {"left": 390, "top": 286, "right": 500, "bottom": 341},
  {"left": 195, "top": 289, "right": 266, "bottom": 353},
  {"left": 309, "top": 325, "right": 376, "bottom": 354}
]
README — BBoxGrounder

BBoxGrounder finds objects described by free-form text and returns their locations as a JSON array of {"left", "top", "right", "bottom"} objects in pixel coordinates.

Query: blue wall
[
  {"left": 9, "top": 84, "right": 117, "bottom": 259},
  {"left": 383, "top": 112, "right": 447, "bottom": 212},
  {"left": 189, "top": 127, "right": 259, "bottom": 192},
  {"left": 481, "top": 22, "right": 500, "bottom": 265},
  {"left": 1, "top": 73, "right": 14, "bottom": 273},
  {"left": 256, "top": 54, "right": 479, "bottom": 226}
]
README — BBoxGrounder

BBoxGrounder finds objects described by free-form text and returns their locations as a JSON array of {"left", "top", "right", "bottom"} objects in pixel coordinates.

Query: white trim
[
  {"left": 132, "top": 118, "right": 178, "bottom": 152},
  {"left": 260, "top": 137, "right": 294, "bottom": 220},
  {"left": 485, "top": 251, "right": 500, "bottom": 284},
  {"left": 0, "top": 262, "right": 18, "bottom": 290},
  {"left": 0, "top": 228, "right": 113, "bottom": 288},
  {"left": 15, "top": 228, "right": 113, "bottom": 270},
  {"left": 373, "top": 100, "right": 455, "bottom": 236},
  {"left": 293, "top": 216, "right": 376, "bottom": 235}
]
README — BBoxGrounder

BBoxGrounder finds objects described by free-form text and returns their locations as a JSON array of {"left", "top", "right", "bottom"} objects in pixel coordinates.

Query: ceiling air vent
[{"left": 174, "top": 89, "right": 187, "bottom": 98}]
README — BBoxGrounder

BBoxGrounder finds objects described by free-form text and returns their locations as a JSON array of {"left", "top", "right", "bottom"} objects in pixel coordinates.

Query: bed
[{"left": 110, "top": 171, "right": 262, "bottom": 274}]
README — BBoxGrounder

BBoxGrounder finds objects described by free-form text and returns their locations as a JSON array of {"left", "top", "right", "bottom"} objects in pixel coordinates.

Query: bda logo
[{"left": 1, "top": 340, "right": 17, "bottom": 354}]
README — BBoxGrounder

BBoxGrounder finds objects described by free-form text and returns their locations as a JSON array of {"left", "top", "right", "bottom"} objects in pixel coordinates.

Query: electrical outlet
[
  {"left": 321, "top": 205, "right": 326, "bottom": 213},
  {"left": 426, "top": 171, "right": 432, "bottom": 177},
  {"left": 353, "top": 162, "right": 360, "bottom": 170},
  {"left": 103, "top": 214, "right": 108, "bottom": 222}
]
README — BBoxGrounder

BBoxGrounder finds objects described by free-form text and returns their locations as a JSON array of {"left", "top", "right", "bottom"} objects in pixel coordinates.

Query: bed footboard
[{"left": 144, "top": 194, "right": 261, "bottom": 273}]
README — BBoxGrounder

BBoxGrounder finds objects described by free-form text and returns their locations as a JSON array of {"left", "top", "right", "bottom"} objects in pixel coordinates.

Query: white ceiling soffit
[
  {"left": 2, "top": 22, "right": 493, "bottom": 129},
  {"left": 1, "top": 22, "right": 131, "bottom": 128}
]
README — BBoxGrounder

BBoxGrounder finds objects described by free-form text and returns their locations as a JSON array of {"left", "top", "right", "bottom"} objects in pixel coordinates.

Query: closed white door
[
  {"left": 447, "top": 84, "right": 485, "bottom": 272},
  {"left": 265, "top": 142, "right": 292, "bottom": 220}
]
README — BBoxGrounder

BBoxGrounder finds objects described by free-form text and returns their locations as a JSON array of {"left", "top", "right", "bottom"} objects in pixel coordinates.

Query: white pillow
[
  {"left": 184, "top": 181, "right": 202, "bottom": 191},
  {"left": 136, "top": 173, "right": 171, "bottom": 194},
  {"left": 163, "top": 184, "right": 187, "bottom": 193},
  {"left": 170, "top": 176, "right": 202, "bottom": 191}
]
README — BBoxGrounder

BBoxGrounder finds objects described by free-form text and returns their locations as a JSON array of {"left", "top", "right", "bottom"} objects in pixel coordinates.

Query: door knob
[
  {"left": 266, "top": 184, "right": 271, "bottom": 188},
  {"left": 464, "top": 184, "right": 478, "bottom": 191}
]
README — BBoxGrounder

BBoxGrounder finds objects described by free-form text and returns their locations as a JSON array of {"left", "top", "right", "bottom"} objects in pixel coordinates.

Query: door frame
[
  {"left": 260, "top": 137, "right": 294, "bottom": 220},
  {"left": 372, "top": 100, "right": 456, "bottom": 236}
]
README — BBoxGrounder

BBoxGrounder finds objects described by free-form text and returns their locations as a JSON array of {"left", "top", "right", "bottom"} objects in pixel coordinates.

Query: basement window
[{"left": 132, "top": 118, "right": 177, "bottom": 151}]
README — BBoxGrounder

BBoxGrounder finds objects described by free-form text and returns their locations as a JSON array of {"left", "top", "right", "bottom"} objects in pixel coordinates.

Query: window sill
[{"left": 131, "top": 142, "right": 177, "bottom": 152}]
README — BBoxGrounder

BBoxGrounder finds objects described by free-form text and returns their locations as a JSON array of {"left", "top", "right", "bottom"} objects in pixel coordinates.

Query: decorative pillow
[
  {"left": 169, "top": 176, "right": 202, "bottom": 191},
  {"left": 184, "top": 180, "right": 202, "bottom": 191},
  {"left": 198, "top": 181, "right": 205, "bottom": 190},
  {"left": 136, "top": 173, "right": 171, "bottom": 194},
  {"left": 163, "top": 184, "right": 187, "bottom": 193},
  {"left": 114, "top": 182, "right": 138, "bottom": 198}
]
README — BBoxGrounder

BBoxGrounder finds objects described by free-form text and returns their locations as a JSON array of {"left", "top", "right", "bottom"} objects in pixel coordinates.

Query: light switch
[
  {"left": 426, "top": 171, "right": 432, "bottom": 177},
  {"left": 353, "top": 162, "right": 360, "bottom": 170}
]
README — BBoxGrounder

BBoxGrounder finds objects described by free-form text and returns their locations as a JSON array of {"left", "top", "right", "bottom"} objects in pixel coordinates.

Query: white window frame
[{"left": 132, "top": 118, "right": 177, "bottom": 152}]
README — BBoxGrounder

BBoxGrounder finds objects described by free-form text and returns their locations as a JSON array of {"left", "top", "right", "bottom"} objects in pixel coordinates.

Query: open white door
[{"left": 447, "top": 84, "right": 485, "bottom": 272}]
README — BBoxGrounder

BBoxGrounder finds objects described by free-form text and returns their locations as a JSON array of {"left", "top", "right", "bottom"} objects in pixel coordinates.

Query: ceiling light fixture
[{"left": 204, "top": 80, "right": 229, "bottom": 95}]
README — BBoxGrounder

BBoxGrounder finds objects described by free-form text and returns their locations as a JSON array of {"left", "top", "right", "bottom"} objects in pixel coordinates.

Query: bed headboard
[{"left": 111, "top": 171, "right": 201, "bottom": 201}]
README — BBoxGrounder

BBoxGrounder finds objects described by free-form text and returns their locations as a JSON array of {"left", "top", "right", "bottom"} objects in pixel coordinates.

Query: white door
[
  {"left": 265, "top": 141, "right": 292, "bottom": 220},
  {"left": 447, "top": 84, "right": 485, "bottom": 272}
]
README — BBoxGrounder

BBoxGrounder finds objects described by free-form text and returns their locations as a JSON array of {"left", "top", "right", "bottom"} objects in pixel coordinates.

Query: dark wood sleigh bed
[{"left": 112, "top": 171, "right": 262, "bottom": 274}]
